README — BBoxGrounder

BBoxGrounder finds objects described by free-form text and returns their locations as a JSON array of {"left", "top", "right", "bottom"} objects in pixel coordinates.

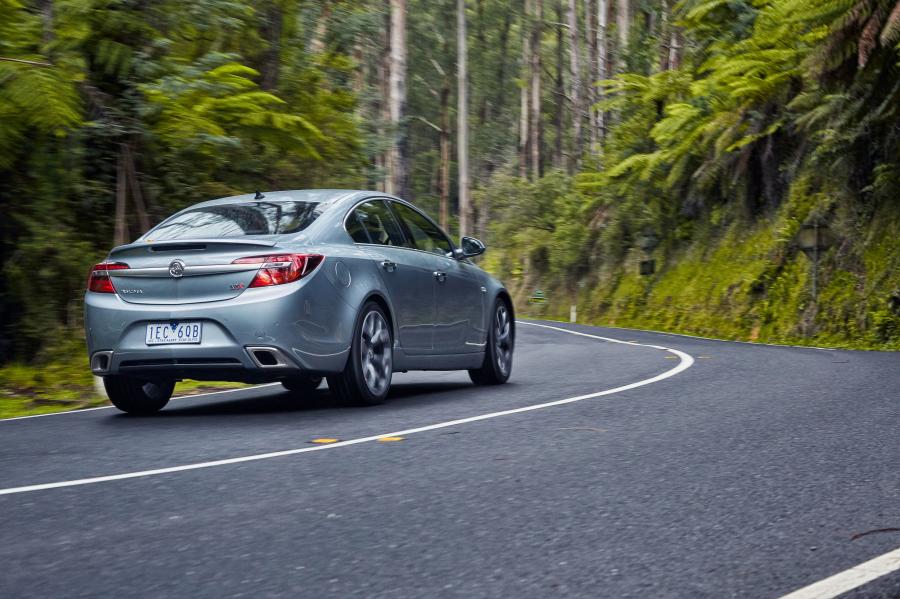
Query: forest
[{"left": 1, "top": 0, "right": 899, "bottom": 410}]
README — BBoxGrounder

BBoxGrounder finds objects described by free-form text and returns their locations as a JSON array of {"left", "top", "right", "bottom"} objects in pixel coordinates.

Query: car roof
[{"left": 188, "top": 189, "right": 381, "bottom": 210}]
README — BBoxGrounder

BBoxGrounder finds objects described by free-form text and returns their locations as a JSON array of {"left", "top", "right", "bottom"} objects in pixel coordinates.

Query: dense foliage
[
  {"left": 0, "top": 0, "right": 367, "bottom": 361},
  {"left": 1, "top": 0, "right": 898, "bottom": 380},
  {"left": 483, "top": 0, "right": 900, "bottom": 348}
]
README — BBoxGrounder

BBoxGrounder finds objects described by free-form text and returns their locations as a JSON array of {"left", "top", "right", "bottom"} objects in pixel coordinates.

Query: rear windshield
[{"left": 149, "top": 201, "right": 324, "bottom": 240}]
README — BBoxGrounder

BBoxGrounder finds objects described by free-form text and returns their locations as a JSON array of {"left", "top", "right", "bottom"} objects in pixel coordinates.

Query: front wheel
[
  {"left": 327, "top": 302, "right": 393, "bottom": 405},
  {"left": 469, "top": 298, "right": 514, "bottom": 385},
  {"left": 104, "top": 375, "right": 175, "bottom": 415}
]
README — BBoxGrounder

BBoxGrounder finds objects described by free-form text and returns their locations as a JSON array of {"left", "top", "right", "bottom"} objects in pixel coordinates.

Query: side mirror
[{"left": 457, "top": 236, "right": 486, "bottom": 258}]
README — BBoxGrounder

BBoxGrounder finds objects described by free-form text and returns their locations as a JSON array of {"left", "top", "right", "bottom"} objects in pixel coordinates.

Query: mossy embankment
[{"left": 494, "top": 185, "right": 900, "bottom": 351}]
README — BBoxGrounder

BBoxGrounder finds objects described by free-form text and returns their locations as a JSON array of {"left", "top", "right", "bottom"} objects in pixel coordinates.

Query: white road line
[
  {"left": 546, "top": 319, "right": 838, "bottom": 351},
  {"left": 0, "top": 321, "right": 693, "bottom": 496},
  {"left": 778, "top": 547, "right": 900, "bottom": 599},
  {"left": 0, "top": 383, "right": 282, "bottom": 422}
]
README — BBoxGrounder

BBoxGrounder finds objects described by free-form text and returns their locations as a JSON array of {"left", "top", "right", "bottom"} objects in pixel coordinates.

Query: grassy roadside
[{"left": 0, "top": 357, "right": 251, "bottom": 419}]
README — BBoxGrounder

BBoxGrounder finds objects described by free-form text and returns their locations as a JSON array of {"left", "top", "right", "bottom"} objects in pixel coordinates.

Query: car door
[
  {"left": 346, "top": 199, "right": 435, "bottom": 354},
  {"left": 388, "top": 201, "right": 485, "bottom": 355}
]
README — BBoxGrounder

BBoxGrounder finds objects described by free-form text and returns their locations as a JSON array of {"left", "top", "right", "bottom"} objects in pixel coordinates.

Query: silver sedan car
[{"left": 85, "top": 190, "right": 514, "bottom": 414}]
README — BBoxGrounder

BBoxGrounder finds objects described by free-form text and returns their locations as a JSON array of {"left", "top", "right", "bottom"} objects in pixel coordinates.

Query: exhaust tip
[
  {"left": 247, "top": 347, "right": 291, "bottom": 368},
  {"left": 91, "top": 351, "right": 114, "bottom": 374}
]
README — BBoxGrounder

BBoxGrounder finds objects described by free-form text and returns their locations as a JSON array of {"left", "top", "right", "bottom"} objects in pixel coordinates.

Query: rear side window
[
  {"left": 348, "top": 201, "right": 408, "bottom": 247},
  {"left": 390, "top": 202, "right": 453, "bottom": 256},
  {"left": 150, "top": 201, "right": 324, "bottom": 240}
]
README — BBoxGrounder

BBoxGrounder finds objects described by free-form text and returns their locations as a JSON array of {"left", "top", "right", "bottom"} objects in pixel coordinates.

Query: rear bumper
[
  {"left": 88, "top": 345, "right": 309, "bottom": 383},
  {"left": 84, "top": 272, "right": 354, "bottom": 380}
]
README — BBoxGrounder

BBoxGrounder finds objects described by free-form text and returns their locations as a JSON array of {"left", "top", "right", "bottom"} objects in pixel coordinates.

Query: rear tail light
[
  {"left": 232, "top": 254, "right": 324, "bottom": 287},
  {"left": 87, "top": 262, "right": 130, "bottom": 293}
]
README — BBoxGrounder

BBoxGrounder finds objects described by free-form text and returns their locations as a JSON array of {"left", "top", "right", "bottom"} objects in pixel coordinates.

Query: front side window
[
  {"left": 349, "top": 200, "right": 408, "bottom": 247},
  {"left": 391, "top": 202, "right": 453, "bottom": 256},
  {"left": 150, "top": 201, "right": 324, "bottom": 240}
]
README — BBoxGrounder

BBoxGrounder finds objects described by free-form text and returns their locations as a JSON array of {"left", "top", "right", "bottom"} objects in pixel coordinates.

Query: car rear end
[{"left": 84, "top": 196, "right": 356, "bottom": 384}]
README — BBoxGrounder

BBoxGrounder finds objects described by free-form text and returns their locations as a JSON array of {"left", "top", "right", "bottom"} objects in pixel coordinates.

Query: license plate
[{"left": 145, "top": 322, "right": 202, "bottom": 345}]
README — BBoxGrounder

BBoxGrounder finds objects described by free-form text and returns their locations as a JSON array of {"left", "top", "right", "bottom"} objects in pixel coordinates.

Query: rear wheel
[
  {"left": 327, "top": 302, "right": 393, "bottom": 405},
  {"left": 469, "top": 298, "right": 514, "bottom": 385},
  {"left": 281, "top": 375, "right": 323, "bottom": 395},
  {"left": 104, "top": 375, "right": 175, "bottom": 415}
]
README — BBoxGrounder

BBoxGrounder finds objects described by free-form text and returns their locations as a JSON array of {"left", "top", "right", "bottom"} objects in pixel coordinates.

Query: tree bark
[
  {"left": 659, "top": 0, "right": 670, "bottom": 71},
  {"left": 615, "top": 0, "right": 629, "bottom": 70},
  {"left": 476, "top": 0, "right": 488, "bottom": 126},
  {"left": 38, "top": 0, "right": 53, "bottom": 46},
  {"left": 668, "top": 28, "right": 682, "bottom": 70},
  {"left": 309, "top": 1, "right": 332, "bottom": 55},
  {"left": 529, "top": 0, "right": 543, "bottom": 179},
  {"left": 377, "top": 3, "right": 391, "bottom": 192},
  {"left": 114, "top": 147, "right": 127, "bottom": 247},
  {"left": 457, "top": 0, "right": 472, "bottom": 237},
  {"left": 439, "top": 83, "right": 451, "bottom": 231},
  {"left": 259, "top": 1, "right": 282, "bottom": 91},
  {"left": 553, "top": 0, "right": 565, "bottom": 169},
  {"left": 388, "top": 0, "right": 409, "bottom": 198},
  {"left": 597, "top": 0, "right": 608, "bottom": 141},
  {"left": 519, "top": 0, "right": 532, "bottom": 179},
  {"left": 492, "top": 4, "right": 513, "bottom": 126},
  {"left": 567, "top": 0, "right": 583, "bottom": 172},
  {"left": 123, "top": 144, "right": 150, "bottom": 234},
  {"left": 585, "top": 0, "right": 598, "bottom": 153}
]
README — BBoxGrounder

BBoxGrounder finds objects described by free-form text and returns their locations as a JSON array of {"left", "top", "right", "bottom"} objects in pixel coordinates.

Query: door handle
[
  {"left": 433, "top": 271, "right": 447, "bottom": 283},
  {"left": 380, "top": 260, "right": 396, "bottom": 273}
]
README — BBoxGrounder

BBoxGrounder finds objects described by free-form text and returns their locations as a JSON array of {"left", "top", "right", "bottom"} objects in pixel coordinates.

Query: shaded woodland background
[{"left": 1, "top": 0, "right": 899, "bottom": 384}]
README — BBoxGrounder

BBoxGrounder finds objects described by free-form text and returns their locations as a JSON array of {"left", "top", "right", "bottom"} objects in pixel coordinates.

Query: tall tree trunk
[
  {"left": 615, "top": 0, "right": 629, "bottom": 70},
  {"left": 668, "top": 28, "right": 682, "bottom": 70},
  {"left": 529, "top": 0, "right": 543, "bottom": 179},
  {"left": 585, "top": 0, "right": 598, "bottom": 153},
  {"left": 259, "top": 1, "right": 282, "bottom": 90},
  {"left": 114, "top": 147, "right": 127, "bottom": 247},
  {"left": 123, "top": 144, "right": 150, "bottom": 233},
  {"left": 486, "top": 3, "right": 512, "bottom": 180},
  {"left": 457, "top": 0, "right": 472, "bottom": 237},
  {"left": 38, "top": 0, "right": 53, "bottom": 46},
  {"left": 388, "top": 0, "right": 409, "bottom": 198},
  {"left": 439, "top": 83, "right": 451, "bottom": 231},
  {"left": 309, "top": 1, "right": 332, "bottom": 55},
  {"left": 567, "top": 0, "right": 583, "bottom": 172},
  {"left": 658, "top": 0, "right": 670, "bottom": 71},
  {"left": 597, "top": 0, "right": 608, "bottom": 142},
  {"left": 553, "top": 0, "right": 565, "bottom": 169},
  {"left": 519, "top": 0, "right": 532, "bottom": 179},
  {"left": 492, "top": 4, "right": 513, "bottom": 124},
  {"left": 476, "top": 0, "right": 488, "bottom": 126},
  {"left": 377, "top": 4, "right": 391, "bottom": 192}
]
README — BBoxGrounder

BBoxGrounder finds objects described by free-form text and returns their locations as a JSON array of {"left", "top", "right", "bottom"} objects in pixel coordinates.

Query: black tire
[
  {"left": 281, "top": 375, "right": 323, "bottom": 394},
  {"left": 103, "top": 375, "right": 175, "bottom": 415},
  {"left": 469, "top": 298, "right": 514, "bottom": 385},
  {"left": 327, "top": 301, "right": 393, "bottom": 406}
]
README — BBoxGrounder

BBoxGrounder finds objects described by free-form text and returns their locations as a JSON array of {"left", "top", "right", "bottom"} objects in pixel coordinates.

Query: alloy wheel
[
  {"left": 494, "top": 303, "right": 513, "bottom": 376},
  {"left": 360, "top": 310, "right": 392, "bottom": 395}
]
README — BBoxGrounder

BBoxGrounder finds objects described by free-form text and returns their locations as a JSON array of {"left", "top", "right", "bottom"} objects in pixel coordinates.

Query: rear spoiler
[{"left": 109, "top": 238, "right": 279, "bottom": 259}]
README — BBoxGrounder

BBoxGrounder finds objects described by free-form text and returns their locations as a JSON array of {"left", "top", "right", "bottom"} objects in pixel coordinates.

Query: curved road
[{"left": 1, "top": 320, "right": 898, "bottom": 598}]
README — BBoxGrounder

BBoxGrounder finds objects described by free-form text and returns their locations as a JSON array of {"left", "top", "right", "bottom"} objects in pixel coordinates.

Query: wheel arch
[{"left": 361, "top": 291, "right": 397, "bottom": 343}]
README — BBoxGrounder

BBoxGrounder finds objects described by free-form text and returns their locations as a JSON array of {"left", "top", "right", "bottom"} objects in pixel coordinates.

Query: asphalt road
[{"left": 1, "top": 320, "right": 898, "bottom": 598}]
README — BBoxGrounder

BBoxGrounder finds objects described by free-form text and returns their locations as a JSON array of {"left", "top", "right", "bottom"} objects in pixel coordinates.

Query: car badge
[{"left": 168, "top": 259, "right": 186, "bottom": 278}]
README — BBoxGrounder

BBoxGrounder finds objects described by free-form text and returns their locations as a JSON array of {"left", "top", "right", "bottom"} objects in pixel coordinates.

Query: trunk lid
[{"left": 108, "top": 239, "right": 283, "bottom": 304}]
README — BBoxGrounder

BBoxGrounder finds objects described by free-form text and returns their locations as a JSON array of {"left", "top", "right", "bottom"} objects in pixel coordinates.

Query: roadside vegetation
[{"left": 1, "top": 0, "right": 898, "bottom": 417}]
